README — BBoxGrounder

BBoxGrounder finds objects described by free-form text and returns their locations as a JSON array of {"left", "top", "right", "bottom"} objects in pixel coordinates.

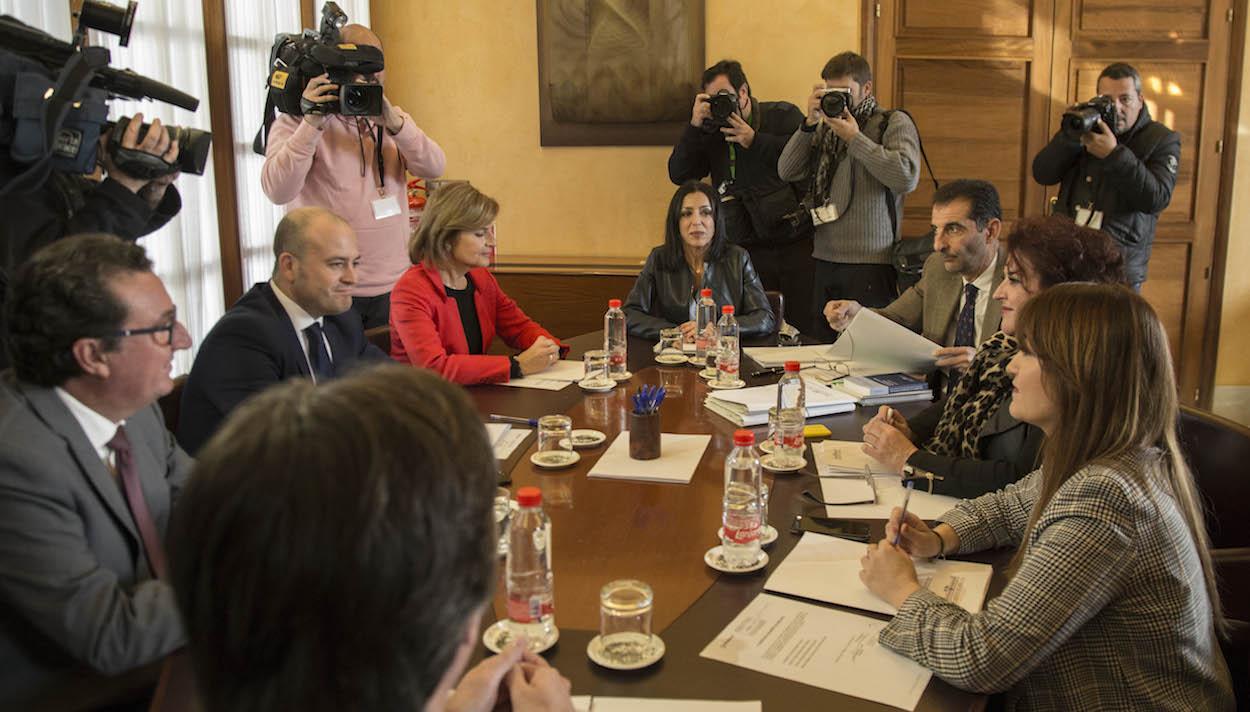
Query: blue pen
[{"left": 892, "top": 480, "right": 915, "bottom": 547}]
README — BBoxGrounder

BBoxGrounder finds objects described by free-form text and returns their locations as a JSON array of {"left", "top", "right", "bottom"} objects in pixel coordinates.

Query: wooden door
[
  {"left": 872, "top": 0, "right": 1235, "bottom": 404},
  {"left": 1049, "top": 0, "right": 1234, "bottom": 402}
]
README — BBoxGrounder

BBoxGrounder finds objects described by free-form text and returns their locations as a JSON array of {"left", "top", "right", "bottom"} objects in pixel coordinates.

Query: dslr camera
[
  {"left": 1062, "top": 95, "right": 1117, "bottom": 139},
  {"left": 0, "top": 0, "right": 211, "bottom": 194},
  {"left": 265, "top": 2, "right": 384, "bottom": 118},
  {"left": 700, "top": 89, "right": 738, "bottom": 132},
  {"left": 819, "top": 88, "right": 852, "bottom": 118}
]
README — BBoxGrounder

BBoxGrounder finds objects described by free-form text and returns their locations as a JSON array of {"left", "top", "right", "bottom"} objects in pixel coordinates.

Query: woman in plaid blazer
[{"left": 861, "top": 283, "right": 1234, "bottom": 710}]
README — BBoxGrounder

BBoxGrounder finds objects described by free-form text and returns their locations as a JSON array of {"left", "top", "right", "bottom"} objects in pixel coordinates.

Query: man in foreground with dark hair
[
  {"left": 0, "top": 234, "right": 192, "bottom": 704},
  {"left": 823, "top": 179, "right": 1005, "bottom": 373},
  {"left": 779, "top": 51, "right": 920, "bottom": 338},
  {"left": 177, "top": 206, "right": 385, "bottom": 454},
  {"left": 1032, "top": 62, "right": 1180, "bottom": 290},
  {"left": 170, "top": 364, "right": 573, "bottom": 712},
  {"left": 668, "top": 59, "right": 812, "bottom": 330}
]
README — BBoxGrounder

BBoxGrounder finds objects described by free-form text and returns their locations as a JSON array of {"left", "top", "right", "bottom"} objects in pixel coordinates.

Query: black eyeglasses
[{"left": 109, "top": 321, "right": 177, "bottom": 346}]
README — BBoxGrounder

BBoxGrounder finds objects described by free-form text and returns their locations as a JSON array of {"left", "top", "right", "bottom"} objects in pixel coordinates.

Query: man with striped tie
[
  {"left": 822, "top": 179, "right": 1005, "bottom": 376},
  {"left": 178, "top": 206, "right": 386, "bottom": 454}
]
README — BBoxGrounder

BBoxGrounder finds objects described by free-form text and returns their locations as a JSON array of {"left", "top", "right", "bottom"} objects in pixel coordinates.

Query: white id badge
[
  {"left": 1074, "top": 206, "right": 1104, "bottom": 230},
  {"left": 371, "top": 194, "right": 402, "bottom": 220},
  {"left": 811, "top": 203, "right": 839, "bottom": 226}
]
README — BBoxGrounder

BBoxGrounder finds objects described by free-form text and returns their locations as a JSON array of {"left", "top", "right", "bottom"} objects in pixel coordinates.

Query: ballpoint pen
[
  {"left": 749, "top": 366, "right": 787, "bottom": 378},
  {"left": 488, "top": 414, "right": 538, "bottom": 427},
  {"left": 892, "top": 480, "right": 915, "bottom": 547}
]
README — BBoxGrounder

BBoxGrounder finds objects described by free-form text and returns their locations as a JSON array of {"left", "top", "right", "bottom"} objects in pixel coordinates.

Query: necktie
[
  {"left": 304, "top": 323, "right": 335, "bottom": 381},
  {"left": 953, "top": 283, "right": 979, "bottom": 348},
  {"left": 107, "top": 426, "right": 168, "bottom": 579}
]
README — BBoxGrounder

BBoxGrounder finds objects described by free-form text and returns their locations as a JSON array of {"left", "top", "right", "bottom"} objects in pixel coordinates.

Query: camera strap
[
  {"left": 725, "top": 97, "right": 760, "bottom": 186},
  {"left": 352, "top": 117, "right": 386, "bottom": 195}
]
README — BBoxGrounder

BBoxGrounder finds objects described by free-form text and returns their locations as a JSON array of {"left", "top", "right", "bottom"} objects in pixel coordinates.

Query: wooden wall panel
[
  {"left": 1076, "top": 0, "right": 1209, "bottom": 37},
  {"left": 1141, "top": 241, "right": 1191, "bottom": 360},
  {"left": 494, "top": 273, "right": 640, "bottom": 340},
  {"left": 901, "top": 0, "right": 1033, "bottom": 36}
]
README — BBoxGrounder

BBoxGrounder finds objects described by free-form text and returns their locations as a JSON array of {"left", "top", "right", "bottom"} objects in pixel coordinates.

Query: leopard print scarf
[{"left": 925, "top": 331, "right": 1018, "bottom": 458}]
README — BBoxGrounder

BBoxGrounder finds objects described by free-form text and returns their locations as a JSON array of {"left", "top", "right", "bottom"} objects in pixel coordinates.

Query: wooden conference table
[
  {"left": 144, "top": 332, "right": 1007, "bottom": 712},
  {"left": 466, "top": 332, "right": 1006, "bottom": 712}
]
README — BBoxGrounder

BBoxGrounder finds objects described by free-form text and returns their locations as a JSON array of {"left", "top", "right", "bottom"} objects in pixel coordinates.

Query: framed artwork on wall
[{"left": 536, "top": 0, "right": 705, "bottom": 146}]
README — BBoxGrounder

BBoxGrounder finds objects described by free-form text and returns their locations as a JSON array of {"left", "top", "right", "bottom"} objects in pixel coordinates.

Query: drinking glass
[
  {"left": 658, "top": 327, "right": 683, "bottom": 358},
  {"left": 493, "top": 486, "right": 512, "bottom": 557},
  {"left": 537, "top": 415, "right": 573, "bottom": 455},
  {"left": 582, "top": 349, "right": 610, "bottom": 386},
  {"left": 598, "top": 579, "right": 656, "bottom": 666}
]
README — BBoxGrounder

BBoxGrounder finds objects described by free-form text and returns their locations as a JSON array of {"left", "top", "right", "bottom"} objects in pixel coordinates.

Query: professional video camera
[
  {"left": 1062, "top": 95, "right": 1118, "bottom": 139},
  {"left": 700, "top": 89, "right": 737, "bottom": 132},
  {"left": 264, "top": 2, "right": 384, "bottom": 118},
  {"left": 819, "top": 88, "right": 851, "bottom": 118},
  {"left": 0, "top": 0, "right": 212, "bottom": 196}
]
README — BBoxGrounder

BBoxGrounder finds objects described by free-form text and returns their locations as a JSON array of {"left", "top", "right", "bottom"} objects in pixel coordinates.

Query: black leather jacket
[
  {"left": 1031, "top": 105, "right": 1180, "bottom": 285},
  {"left": 624, "top": 244, "right": 775, "bottom": 340}
]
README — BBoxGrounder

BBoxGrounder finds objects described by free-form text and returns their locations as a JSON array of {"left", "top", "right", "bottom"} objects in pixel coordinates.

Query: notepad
[
  {"left": 574, "top": 698, "right": 761, "bottom": 712},
  {"left": 498, "top": 359, "right": 585, "bottom": 389},
  {"left": 820, "top": 475, "right": 960, "bottom": 519},
  {"left": 587, "top": 432, "right": 712, "bottom": 484},
  {"left": 812, "top": 440, "right": 893, "bottom": 476},
  {"left": 765, "top": 532, "right": 994, "bottom": 615}
]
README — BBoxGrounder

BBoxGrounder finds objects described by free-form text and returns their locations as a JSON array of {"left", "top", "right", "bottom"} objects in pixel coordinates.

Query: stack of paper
[
  {"left": 827, "top": 309, "right": 941, "bottom": 375},
  {"left": 812, "top": 440, "right": 893, "bottom": 476},
  {"left": 587, "top": 432, "right": 712, "bottom": 484},
  {"left": 499, "top": 359, "right": 585, "bottom": 390},
  {"left": 764, "top": 532, "right": 994, "bottom": 615},
  {"left": 704, "top": 378, "right": 856, "bottom": 427},
  {"left": 742, "top": 344, "right": 840, "bottom": 368},
  {"left": 835, "top": 373, "right": 933, "bottom": 407},
  {"left": 700, "top": 593, "right": 932, "bottom": 710}
]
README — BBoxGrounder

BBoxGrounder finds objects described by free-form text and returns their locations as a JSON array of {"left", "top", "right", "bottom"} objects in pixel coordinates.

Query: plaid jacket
[{"left": 879, "top": 462, "right": 1234, "bottom": 710}]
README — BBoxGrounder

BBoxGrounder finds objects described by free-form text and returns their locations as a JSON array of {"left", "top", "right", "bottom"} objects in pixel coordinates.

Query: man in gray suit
[
  {"left": 823, "top": 179, "right": 1005, "bottom": 373},
  {"left": 0, "top": 234, "right": 192, "bottom": 705}
]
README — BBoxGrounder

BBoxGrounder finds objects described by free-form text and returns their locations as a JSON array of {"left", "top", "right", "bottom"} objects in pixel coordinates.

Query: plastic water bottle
[
  {"left": 774, "top": 361, "right": 806, "bottom": 467},
  {"left": 722, "top": 429, "right": 762, "bottom": 567},
  {"left": 505, "top": 486, "right": 557, "bottom": 649},
  {"left": 715, "top": 305, "right": 740, "bottom": 386},
  {"left": 604, "top": 298, "right": 628, "bottom": 380},
  {"left": 695, "top": 288, "right": 717, "bottom": 366}
]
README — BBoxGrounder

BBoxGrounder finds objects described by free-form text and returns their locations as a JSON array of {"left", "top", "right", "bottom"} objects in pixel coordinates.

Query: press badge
[
  {"left": 811, "top": 203, "right": 839, "bottom": 226},
  {"left": 1074, "top": 206, "right": 1104, "bottom": 230},
  {"left": 371, "top": 194, "right": 402, "bottom": 220}
]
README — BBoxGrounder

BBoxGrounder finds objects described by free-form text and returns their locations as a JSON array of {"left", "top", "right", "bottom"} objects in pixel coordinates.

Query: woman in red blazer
[{"left": 390, "top": 182, "right": 566, "bottom": 385}]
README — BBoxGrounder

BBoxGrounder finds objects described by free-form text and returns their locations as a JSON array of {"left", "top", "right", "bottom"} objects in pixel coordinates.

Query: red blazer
[{"left": 389, "top": 262, "right": 565, "bottom": 385}]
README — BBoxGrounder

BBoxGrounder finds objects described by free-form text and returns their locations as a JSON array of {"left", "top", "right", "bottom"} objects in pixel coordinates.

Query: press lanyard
[
  {"left": 353, "top": 118, "right": 386, "bottom": 196},
  {"left": 726, "top": 99, "right": 760, "bottom": 185}
]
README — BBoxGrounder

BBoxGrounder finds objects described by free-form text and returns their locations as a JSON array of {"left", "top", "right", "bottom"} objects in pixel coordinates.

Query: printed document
[
  {"left": 765, "top": 532, "right": 993, "bottom": 615},
  {"left": 812, "top": 440, "right": 893, "bottom": 475},
  {"left": 499, "top": 359, "right": 586, "bottom": 390},
  {"left": 823, "top": 475, "right": 960, "bottom": 519},
  {"left": 700, "top": 593, "right": 931, "bottom": 710},
  {"left": 827, "top": 309, "right": 941, "bottom": 375}
]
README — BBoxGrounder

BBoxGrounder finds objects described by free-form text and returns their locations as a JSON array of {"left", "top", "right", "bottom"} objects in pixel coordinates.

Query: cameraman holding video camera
[
  {"left": 667, "top": 60, "right": 811, "bottom": 331},
  {"left": 261, "top": 22, "right": 446, "bottom": 330},
  {"left": 1032, "top": 63, "right": 1180, "bottom": 291},
  {"left": 778, "top": 51, "right": 920, "bottom": 340}
]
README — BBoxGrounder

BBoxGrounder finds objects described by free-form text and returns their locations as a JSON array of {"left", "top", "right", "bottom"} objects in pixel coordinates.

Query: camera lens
[
  {"left": 820, "top": 91, "right": 848, "bottom": 118},
  {"left": 343, "top": 87, "right": 365, "bottom": 110}
]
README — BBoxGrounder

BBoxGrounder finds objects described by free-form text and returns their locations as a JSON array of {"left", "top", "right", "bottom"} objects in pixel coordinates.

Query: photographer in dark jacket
[
  {"left": 668, "top": 60, "right": 811, "bottom": 331},
  {"left": 1031, "top": 63, "right": 1179, "bottom": 290},
  {"left": 0, "top": 113, "right": 181, "bottom": 367}
]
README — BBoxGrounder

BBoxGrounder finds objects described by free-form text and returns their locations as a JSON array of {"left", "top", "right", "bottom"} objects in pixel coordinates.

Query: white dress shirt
[
  {"left": 55, "top": 387, "right": 122, "bottom": 468},
  {"left": 959, "top": 253, "right": 997, "bottom": 346},
  {"left": 270, "top": 280, "right": 333, "bottom": 382}
]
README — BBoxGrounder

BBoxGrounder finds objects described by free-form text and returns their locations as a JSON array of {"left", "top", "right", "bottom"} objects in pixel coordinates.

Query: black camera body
[
  {"left": 819, "top": 89, "right": 851, "bottom": 118},
  {"left": 700, "top": 90, "right": 737, "bottom": 132},
  {"left": 266, "top": 2, "right": 385, "bottom": 118},
  {"left": 1062, "top": 95, "right": 1117, "bottom": 139},
  {"left": 106, "top": 115, "right": 211, "bottom": 179}
]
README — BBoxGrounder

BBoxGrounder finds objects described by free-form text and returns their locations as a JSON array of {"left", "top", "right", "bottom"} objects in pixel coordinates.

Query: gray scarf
[{"left": 808, "top": 95, "right": 879, "bottom": 207}]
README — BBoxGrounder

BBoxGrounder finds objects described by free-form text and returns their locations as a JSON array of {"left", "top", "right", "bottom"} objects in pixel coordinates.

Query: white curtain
[{"left": 0, "top": 0, "right": 70, "bottom": 40}]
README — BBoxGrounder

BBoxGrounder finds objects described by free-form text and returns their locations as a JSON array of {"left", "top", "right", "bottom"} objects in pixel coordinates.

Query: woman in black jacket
[
  {"left": 861, "top": 216, "right": 1125, "bottom": 498},
  {"left": 624, "top": 181, "right": 775, "bottom": 340}
]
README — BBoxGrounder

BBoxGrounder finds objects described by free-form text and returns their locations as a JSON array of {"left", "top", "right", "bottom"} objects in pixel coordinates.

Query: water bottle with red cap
[
  {"left": 604, "top": 298, "right": 628, "bottom": 380},
  {"left": 505, "top": 486, "right": 557, "bottom": 650},
  {"left": 773, "top": 360, "right": 806, "bottom": 468},
  {"left": 721, "top": 429, "right": 763, "bottom": 567},
  {"left": 715, "top": 305, "right": 740, "bottom": 386},
  {"left": 695, "top": 288, "right": 717, "bottom": 367}
]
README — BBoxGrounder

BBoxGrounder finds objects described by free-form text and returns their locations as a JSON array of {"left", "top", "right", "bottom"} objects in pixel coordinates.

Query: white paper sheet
[
  {"left": 812, "top": 440, "right": 893, "bottom": 475},
  {"left": 824, "top": 475, "right": 960, "bottom": 519},
  {"left": 742, "top": 345, "right": 839, "bottom": 367},
  {"left": 765, "top": 533, "right": 994, "bottom": 615},
  {"left": 817, "top": 475, "right": 876, "bottom": 505},
  {"left": 587, "top": 432, "right": 712, "bottom": 484},
  {"left": 589, "top": 699, "right": 761, "bottom": 712},
  {"left": 827, "top": 309, "right": 941, "bottom": 375},
  {"left": 706, "top": 377, "right": 856, "bottom": 415},
  {"left": 498, "top": 359, "right": 586, "bottom": 389},
  {"left": 700, "top": 593, "right": 931, "bottom": 711},
  {"left": 493, "top": 428, "right": 530, "bottom": 460},
  {"left": 484, "top": 423, "right": 510, "bottom": 446}
]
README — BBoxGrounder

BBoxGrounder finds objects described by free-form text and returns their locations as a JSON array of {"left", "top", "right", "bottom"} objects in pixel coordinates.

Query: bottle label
[
  {"left": 506, "top": 594, "right": 554, "bottom": 623},
  {"left": 723, "top": 522, "right": 760, "bottom": 545}
]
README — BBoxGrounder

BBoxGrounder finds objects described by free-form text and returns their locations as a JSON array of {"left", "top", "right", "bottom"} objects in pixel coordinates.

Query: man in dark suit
[
  {"left": 0, "top": 234, "right": 193, "bottom": 705},
  {"left": 178, "top": 207, "right": 387, "bottom": 454}
]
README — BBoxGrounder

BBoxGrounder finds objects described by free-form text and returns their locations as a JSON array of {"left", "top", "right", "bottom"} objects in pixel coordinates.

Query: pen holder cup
[{"left": 629, "top": 411, "right": 661, "bottom": 460}]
